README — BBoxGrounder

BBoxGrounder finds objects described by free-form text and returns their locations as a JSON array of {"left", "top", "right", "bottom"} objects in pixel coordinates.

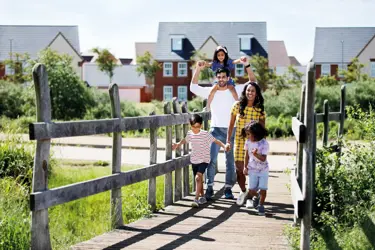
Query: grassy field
[{"left": 1, "top": 160, "right": 167, "bottom": 250}]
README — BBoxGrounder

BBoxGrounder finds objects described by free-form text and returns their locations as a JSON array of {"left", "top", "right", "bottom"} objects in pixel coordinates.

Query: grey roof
[
  {"left": 155, "top": 22, "right": 268, "bottom": 61},
  {"left": 313, "top": 27, "right": 375, "bottom": 63},
  {"left": 0, "top": 25, "right": 80, "bottom": 61}
]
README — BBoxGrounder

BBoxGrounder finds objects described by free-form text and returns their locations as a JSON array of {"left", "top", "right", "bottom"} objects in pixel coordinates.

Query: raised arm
[
  {"left": 232, "top": 56, "right": 247, "bottom": 64},
  {"left": 192, "top": 61, "right": 205, "bottom": 84},
  {"left": 244, "top": 58, "right": 256, "bottom": 82},
  {"left": 190, "top": 61, "right": 210, "bottom": 98}
]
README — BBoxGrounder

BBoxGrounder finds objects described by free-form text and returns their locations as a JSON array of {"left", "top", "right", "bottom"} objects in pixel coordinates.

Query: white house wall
[
  {"left": 48, "top": 34, "right": 82, "bottom": 78},
  {"left": 357, "top": 37, "right": 375, "bottom": 75},
  {"left": 273, "top": 66, "right": 307, "bottom": 83},
  {"left": 83, "top": 63, "right": 146, "bottom": 88}
]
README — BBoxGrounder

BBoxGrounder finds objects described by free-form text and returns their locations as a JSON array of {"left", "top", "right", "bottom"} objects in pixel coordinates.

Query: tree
[
  {"left": 286, "top": 65, "right": 304, "bottom": 86},
  {"left": 28, "top": 48, "right": 94, "bottom": 120},
  {"left": 190, "top": 50, "right": 215, "bottom": 82},
  {"left": 249, "top": 54, "right": 275, "bottom": 91},
  {"left": 340, "top": 57, "right": 369, "bottom": 83},
  {"left": 136, "top": 51, "right": 161, "bottom": 97},
  {"left": 91, "top": 47, "right": 119, "bottom": 84},
  {"left": 316, "top": 75, "right": 339, "bottom": 87},
  {"left": 3, "top": 52, "right": 31, "bottom": 84},
  {"left": 269, "top": 76, "right": 288, "bottom": 95}
]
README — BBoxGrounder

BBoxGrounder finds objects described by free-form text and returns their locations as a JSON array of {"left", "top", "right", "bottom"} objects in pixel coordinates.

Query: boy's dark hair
[
  {"left": 215, "top": 67, "right": 230, "bottom": 77},
  {"left": 189, "top": 114, "right": 203, "bottom": 125},
  {"left": 241, "top": 121, "right": 268, "bottom": 141}
]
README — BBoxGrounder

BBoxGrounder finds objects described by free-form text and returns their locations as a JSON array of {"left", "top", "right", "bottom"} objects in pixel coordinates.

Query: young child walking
[
  {"left": 204, "top": 45, "right": 247, "bottom": 110},
  {"left": 172, "top": 114, "right": 227, "bottom": 208},
  {"left": 241, "top": 121, "right": 269, "bottom": 216}
]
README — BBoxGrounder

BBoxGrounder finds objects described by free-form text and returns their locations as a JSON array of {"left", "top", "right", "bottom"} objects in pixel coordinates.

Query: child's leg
[
  {"left": 228, "top": 77, "right": 238, "bottom": 101},
  {"left": 248, "top": 172, "right": 259, "bottom": 198},
  {"left": 196, "top": 172, "right": 204, "bottom": 197},
  {"left": 258, "top": 171, "right": 269, "bottom": 205},
  {"left": 206, "top": 85, "right": 219, "bottom": 110},
  {"left": 259, "top": 190, "right": 267, "bottom": 205}
]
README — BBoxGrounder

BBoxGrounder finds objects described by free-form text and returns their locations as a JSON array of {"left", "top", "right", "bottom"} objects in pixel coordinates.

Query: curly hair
[
  {"left": 239, "top": 82, "right": 264, "bottom": 118},
  {"left": 241, "top": 121, "right": 268, "bottom": 141}
]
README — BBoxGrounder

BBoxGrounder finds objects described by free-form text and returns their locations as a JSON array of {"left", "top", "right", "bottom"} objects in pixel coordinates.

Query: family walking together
[{"left": 173, "top": 45, "right": 270, "bottom": 216}]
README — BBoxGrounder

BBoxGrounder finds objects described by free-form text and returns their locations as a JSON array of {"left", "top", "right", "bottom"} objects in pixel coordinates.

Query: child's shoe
[
  {"left": 252, "top": 196, "right": 260, "bottom": 209},
  {"left": 236, "top": 190, "right": 248, "bottom": 206},
  {"left": 245, "top": 199, "right": 253, "bottom": 208},
  {"left": 198, "top": 197, "right": 207, "bottom": 204},
  {"left": 192, "top": 199, "right": 199, "bottom": 208}
]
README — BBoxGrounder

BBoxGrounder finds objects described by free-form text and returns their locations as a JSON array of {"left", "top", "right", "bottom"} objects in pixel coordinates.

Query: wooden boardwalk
[{"left": 72, "top": 171, "right": 293, "bottom": 250}]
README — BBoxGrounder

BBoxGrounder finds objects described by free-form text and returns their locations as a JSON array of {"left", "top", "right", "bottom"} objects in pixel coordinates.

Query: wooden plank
[
  {"left": 322, "top": 100, "right": 329, "bottom": 146},
  {"left": 29, "top": 112, "right": 211, "bottom": 140},
  {"left": 300, "top": 61, "right": 316, "bottom": 249},
  {"left": 109, "top": 84, "right": 123, "bottom": 228},
  {"left": 292, "top": 117, "right": 306, "bottom": 143},
  {"left": 181, "top": 102, "right": 190, "bottom": 197},
  {"left": 30, "top": 155, "right": 191, "bottom": 211},
  {"left": 291, "top": 170, "right": 304, "bottom": 218},
  {"left": 30, "top": 64, "right": 52, "bottom": 250},
  {"left": 173, "top": 98, "right": 183, "bottom": 202},
  {"left": 296, "top": 84, "right": 306, "bottom": 190},
  {"left": 148, "top": 111, "right": 157, "bottom": 211},
  {"left": 164, "top": 102, "right": 173, "bottom": 206},
  {"left": 339, "top": 85, "right": 346, "bottom": 137}
]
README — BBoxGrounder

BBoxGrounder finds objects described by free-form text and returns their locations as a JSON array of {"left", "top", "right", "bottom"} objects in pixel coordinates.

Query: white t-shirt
[
  {"left": 185, "top": 130, "right": 216, "bottom": 164},
  {"left": 190, "top": 83, "right": 245, "bottom": 128},
  {"left": 244, "top": 138, "right": 269, "bottom": 172}
]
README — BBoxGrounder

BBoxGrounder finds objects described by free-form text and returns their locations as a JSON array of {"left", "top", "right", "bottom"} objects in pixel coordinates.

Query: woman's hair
[
  {"left": 241, "top": 121, "right": 268, "bottom": 141},
  {"left": 239, "top": 82, "right": 264, "bottom": 117},
  {"left": 213, "top": 45, "right": 229, "bottom": 67}
]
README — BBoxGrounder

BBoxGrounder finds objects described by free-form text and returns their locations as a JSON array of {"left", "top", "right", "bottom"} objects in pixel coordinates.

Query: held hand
[
  {"left": 240, "top": 56, "right": 248, "bottom": 64},
  {"left": 197, "top": 60, "right": 206, "bottom": 69},
  {"left": 251, "top": 148, "right": 258, "bottom": 155},
  {"left": 225, "top": 143, "right": 231, "bottom": 152},
  {"left": 243, "top": 167, "right": 248, "bottom": 175},
  {"left": 172, "top": 143, "right": 179, "bottom": 151}
]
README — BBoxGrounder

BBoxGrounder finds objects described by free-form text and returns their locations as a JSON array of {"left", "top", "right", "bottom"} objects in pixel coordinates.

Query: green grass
[{"left": 0, "top": 160, "right": 167, "bottom": 250}]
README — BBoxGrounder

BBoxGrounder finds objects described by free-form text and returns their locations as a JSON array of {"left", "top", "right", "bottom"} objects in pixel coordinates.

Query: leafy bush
[
  {"left": 263, "top": 87, "right": 301, "bottom": 118},
  {"left": 188, "top": 97, "right": 204, "bottom": 112},
  {"left": 0, "top": 81, "right": 35, "bottom": 118},
  {"left": 316, "top": 75, "right": 339, "bottom": 86},
  {"left": 266, "top": 115, "right": 292, "bottom": 138}
]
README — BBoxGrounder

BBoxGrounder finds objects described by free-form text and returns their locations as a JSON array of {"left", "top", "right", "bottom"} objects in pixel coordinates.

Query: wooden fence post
[
  {"left": 202, "top": 99, "right": 209, "bottom": 130},
  {"left": 109, "top": 84, "right": 124, "bottom": 228},
  {"left": 31, "top": 63, "right": 52, "bottom": 250},
  {"left": 172, "top": 98, "right": 183, "bottom": 202},
  {"left": 300, "top": 62, "right": 316, "bottom": 250},
  {"left": 181, "top": 102, "right": 190, "bottom": 197},
  {"left": 296, "top": 84, "right": 306, "bottom": 188},
  {"left": 164, "top": 102, "right": 174, "bottom": 206},
  {"left": 323, "top": 100, "right": 329, "bottom": 147},
  {"left": 148, "top": 111, "right": 157, "bottom": 211},
  {"left": 339, "top": 85, "right": 346, "bottom": 137}
]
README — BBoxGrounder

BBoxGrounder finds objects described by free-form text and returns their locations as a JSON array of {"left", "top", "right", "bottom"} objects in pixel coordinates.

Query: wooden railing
[
  {"left": 291, "top": 62, "right": 346, "bottom": 249},
  {"left": 28, "top": 64, "right": 210, "bottom": 250}
]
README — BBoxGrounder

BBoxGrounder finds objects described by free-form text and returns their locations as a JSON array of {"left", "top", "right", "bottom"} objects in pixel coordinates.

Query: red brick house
[
  {"left": 313, "top": 27, "right": 375, "bottom": 80},
  {"left": 153, "top": 22, "right": 269, "bottom": 101}
]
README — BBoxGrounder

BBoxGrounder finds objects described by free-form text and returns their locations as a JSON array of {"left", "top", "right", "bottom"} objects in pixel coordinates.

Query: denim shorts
[
  {"left": 192, "top": 162, "right": 209, "bottom": 177},
  {"left": 248, "top": 171, "right": 269, "bottom": 190}
]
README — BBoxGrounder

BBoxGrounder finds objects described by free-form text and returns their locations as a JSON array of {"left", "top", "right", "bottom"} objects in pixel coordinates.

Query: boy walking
[{"left": 173, "top": 114, "right": 227, "bottom": 207}]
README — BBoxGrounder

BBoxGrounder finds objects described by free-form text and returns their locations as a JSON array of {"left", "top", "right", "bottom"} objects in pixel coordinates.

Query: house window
[
  {"left": 235, "top": 64, "right": 244, "bottom": 77},
  {"left": 163, "top": 86, "right": 173, "bottom": 101},
  {"left": 163, "top": 62, "right": 173, "bottom": 77},
  {"left": 178, "top": 86, "right": 187, "bottom": 101},
  {"left": 178, "top": 62, "right": 187, "bottom": 77},
  {"left": 171, "top": 35, "right": 184, "bottom": 51},
  {"left": 238, "top": 35, "right": 253, "bottom": 51},
  {"left": 5, "top": 65, "right": 13, "bottom": 75},
  {"left": 371, "top": 62, "right": 375, "bottom": 78},
  {"left": 338, "top": 64, "right": 347, "bottom": 77},
  {"left": 321, "top": 64, "right": 331, "bottom": 76}
]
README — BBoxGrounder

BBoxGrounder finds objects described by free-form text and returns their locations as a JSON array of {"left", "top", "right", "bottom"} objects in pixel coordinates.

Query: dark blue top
[{"left": 211, "top": 59, "right": 235, "bottom": 71}]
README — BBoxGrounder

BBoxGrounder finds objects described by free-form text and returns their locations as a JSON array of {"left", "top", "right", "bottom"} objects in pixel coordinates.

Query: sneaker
[
  {"left": 236, "top": 190, "right": 248, "bottom": 206},
  {"left": 246, "top": 199, "right": 253, "bottom": 208},
  {"left": 258, "top": 205, "right": 265, "bottom": 216},
  {"left": 252, "top": 196, "right": 260, "bottom": 209},
  {"left": 205, "top": 187, "right": 214, "bottom": 201},
  {"left": 224, "top": 188, "right": 234, "bottom": 199},
  {"left": 198, "top": 197, "right": 207, "bottom": 204},
  {"left": 192, "top": 199, "right": 199, "bottom": 208}
]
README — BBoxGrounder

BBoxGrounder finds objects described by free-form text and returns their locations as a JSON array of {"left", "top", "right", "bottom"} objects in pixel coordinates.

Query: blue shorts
[
  {"left": 213, "top": 77, "right": 235, "bottom": 86},
  {"left": 192, "top": 162, "right": 208, "bottom": 177},
  {"left": 248, "top": 171, "right": 269, "bottom": 190}
]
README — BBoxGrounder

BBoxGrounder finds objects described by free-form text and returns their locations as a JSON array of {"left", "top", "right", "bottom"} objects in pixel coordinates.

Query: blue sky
[{"left": 1, "top": 0, "right": 375, "bottom": 64}]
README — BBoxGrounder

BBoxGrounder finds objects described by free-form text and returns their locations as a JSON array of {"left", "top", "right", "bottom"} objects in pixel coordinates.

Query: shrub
[
  {"left": 316, "top": 75, "right": 339, "bottom": 87},
  {"left": 0, "top": 81, "right": 35, "bottom": 118}
]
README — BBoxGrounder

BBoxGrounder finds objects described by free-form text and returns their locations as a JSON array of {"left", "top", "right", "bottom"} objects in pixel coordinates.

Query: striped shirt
[{"left": 185, "top": 130, "right": 216, "bottom": 164}]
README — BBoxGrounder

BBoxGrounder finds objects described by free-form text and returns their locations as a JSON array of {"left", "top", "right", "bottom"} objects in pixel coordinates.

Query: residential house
[
  {"left": 82, "top": 63, "right": 146, "bottom": 102},
  {"left": 313, "top": 27, "right": 375, "bottom": 79},
  {"left": 154, "top": 22, "right": 268, "bottom": 101},
  {"left": 0, "top": 25, "right": 82, "bottom": 78},
  {"left": 268, "top": 40, "right": 306, "bottom": 82}
]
